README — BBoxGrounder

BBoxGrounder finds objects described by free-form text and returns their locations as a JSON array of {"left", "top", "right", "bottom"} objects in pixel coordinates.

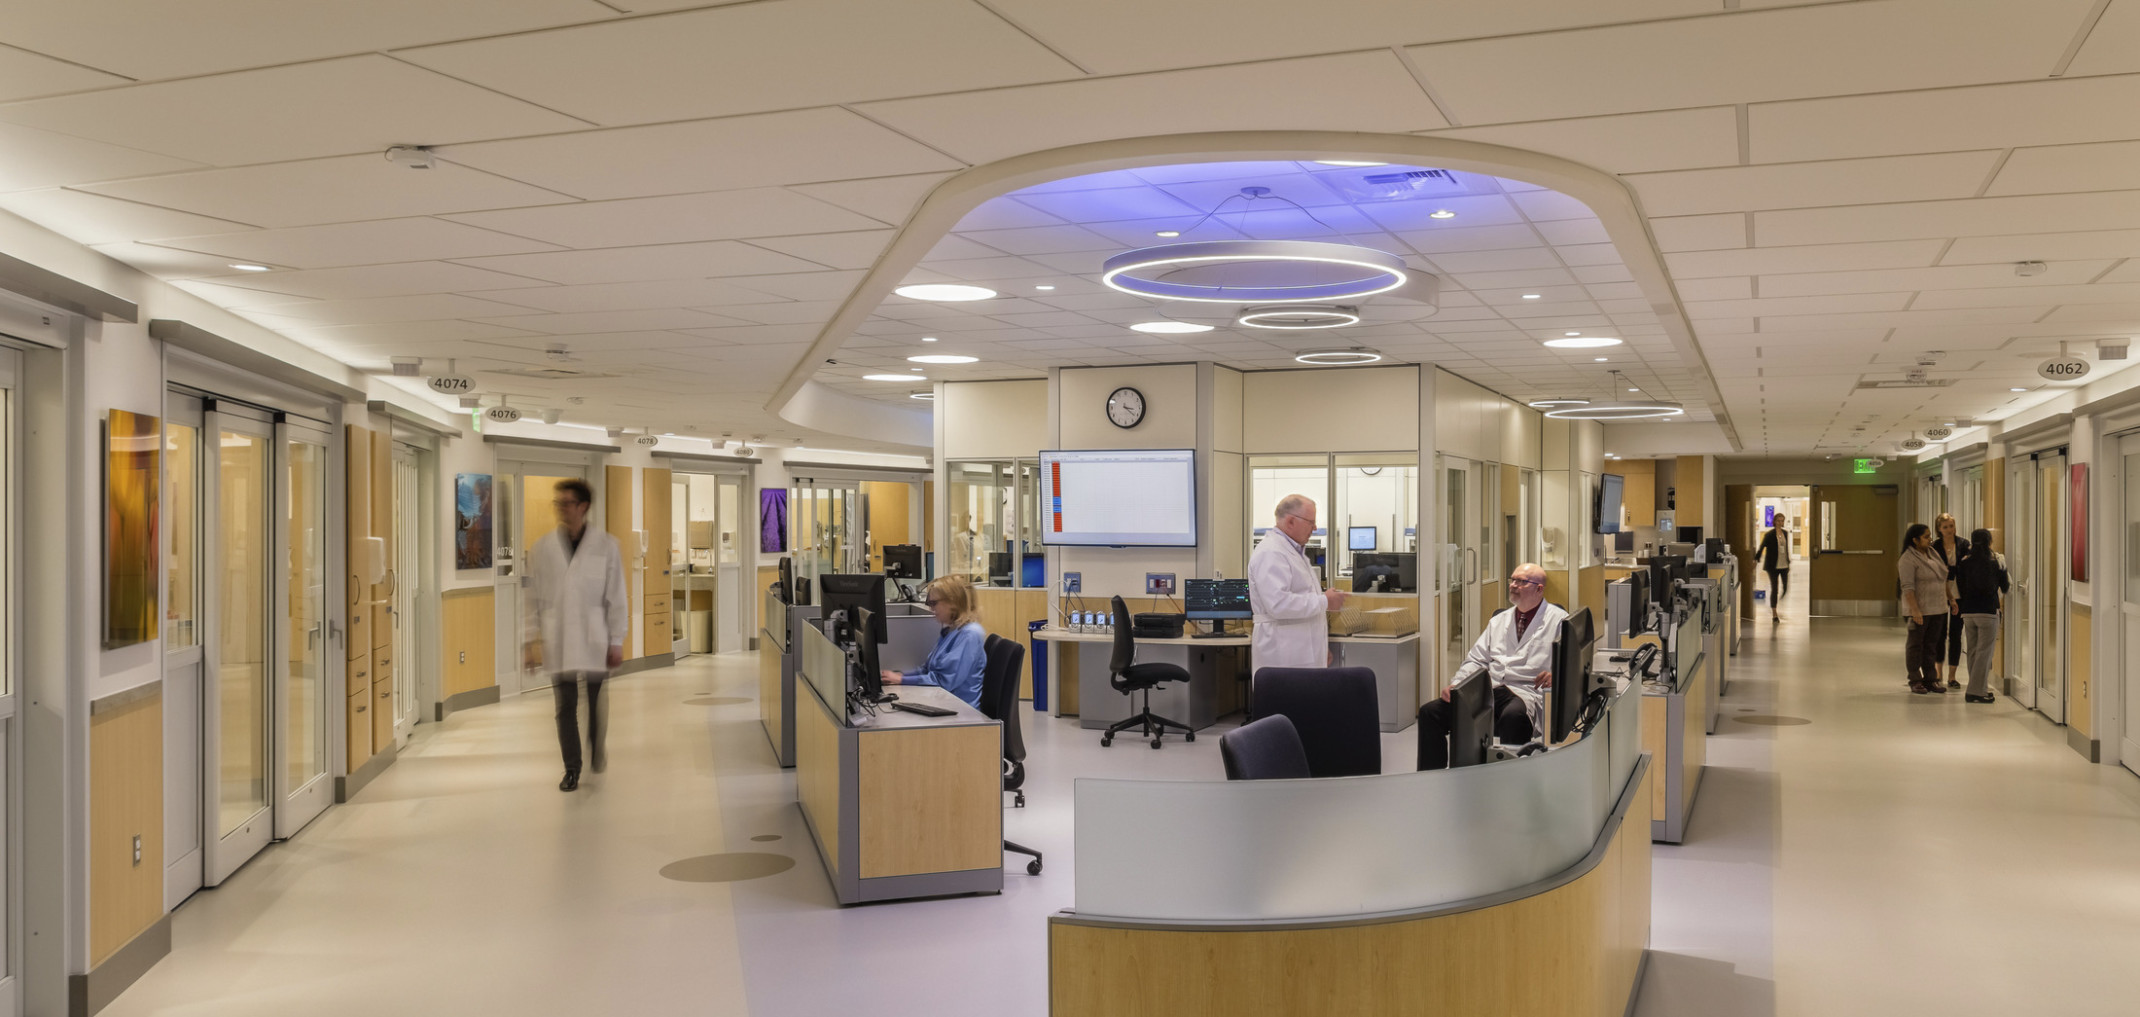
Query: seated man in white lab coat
[
  {"left": 1248, "top": 494, "right": 1347, "bottom": 671},
  {"left": 1415, "top": 562, "right": 1565, "bottom": 769}
]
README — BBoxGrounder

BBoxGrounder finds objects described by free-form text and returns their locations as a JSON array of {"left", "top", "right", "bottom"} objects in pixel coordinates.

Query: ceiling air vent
[
  {"left": 1855, "top": 378, "right": 1957, "bottom": 390},
  {"left": 1325, "top": 168, "right": 1467, "bottom": 202}
]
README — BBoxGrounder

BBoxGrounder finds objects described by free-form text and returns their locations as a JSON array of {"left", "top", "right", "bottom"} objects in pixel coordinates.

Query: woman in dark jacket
[
  {"left": 1757, "top": 523, "right": 1791, "bottom": 621},
  {"left": 1952, "top": 528, "right": 2008, "bottom": 703},
  {"left": 1930, "top": 513, "right": 1968, "bottom": 689}
]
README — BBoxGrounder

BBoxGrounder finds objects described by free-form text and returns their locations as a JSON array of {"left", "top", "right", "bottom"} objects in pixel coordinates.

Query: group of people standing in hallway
[{"left": 1899, "top": 513, "right": 2008, "bottom": 702}]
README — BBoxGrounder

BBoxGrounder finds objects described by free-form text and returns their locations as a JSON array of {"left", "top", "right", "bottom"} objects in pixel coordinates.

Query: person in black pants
[
  {"left": 1930, "top": 513, "right": 1967, "bottom": 690},
  {"left": 1418, "top": 563, "right": 1565, "bottom": 768},
  {"left": 1757, "top": 523, "right": 1791, "bottom": 620}
]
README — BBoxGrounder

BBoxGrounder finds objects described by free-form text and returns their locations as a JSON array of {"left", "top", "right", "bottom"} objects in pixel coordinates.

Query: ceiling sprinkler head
[{"left": 385, "top": 145, "right": 435, "bottom": 170}]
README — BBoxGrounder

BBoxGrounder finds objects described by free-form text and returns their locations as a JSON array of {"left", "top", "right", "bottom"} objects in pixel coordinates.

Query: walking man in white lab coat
[
  {"left": 1248, "top": 494, "right": 1347, "bottom": 671},
  {"left": 528, "top": 478, "right": 628, "bottom": 792}
]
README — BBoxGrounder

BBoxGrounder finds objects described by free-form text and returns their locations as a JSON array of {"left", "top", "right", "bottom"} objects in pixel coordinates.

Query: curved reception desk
[{"left": 1049, "top": 689, "right": 1650, "bottom": 1016}]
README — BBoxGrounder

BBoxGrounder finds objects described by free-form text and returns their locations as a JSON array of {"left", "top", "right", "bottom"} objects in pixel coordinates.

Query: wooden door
[
  {"left": 1809, "top": 484, "right": 1900, "bottom": 616},
  {"left": 1725, "top": 485, "right": 1753, "bottom": 619}
]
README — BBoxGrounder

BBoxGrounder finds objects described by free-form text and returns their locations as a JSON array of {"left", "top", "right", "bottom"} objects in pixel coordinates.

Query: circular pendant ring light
[
  {"left": 1543, "top": 402, "right": 1686, "bottom": 420},
  {"left": 1237, "top": 304, "right": 1361, "bottom": 330},
  {"left": 1102, "top": 240, "right": 1409, "bottom": 304},
  {"left": 1527, "top": 397, "right": 1591, "bottom": 409},
  {"left": 1294, "top": 348, "right": 1383, "bottom": 366}
]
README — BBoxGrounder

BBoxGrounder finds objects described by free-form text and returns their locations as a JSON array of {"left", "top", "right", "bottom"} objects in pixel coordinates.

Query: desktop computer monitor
[
  {"left": 1613, "top": 530, "right": 1636, "bottom": 554},
  {"left": 1348, "top": 526, "right": 1377, "bottom": 551},
  {"left": 1304, "top": 544, "right": 1327, "bottom": 579},
  {"left": 818, "top": 573, "right": 889, "bottom": 649},
  {"left": 775, "top": 556, "right": 794, "bottom": 604},
  {"left": 1021, "top": 554, "right": 1045, "bottom": 588},
  {"left": 1624, "top": 570, "right": 1651, "bottom": 638},
  {"left": 1351, "top": 552, "right": 1418, "bottom": 593},
  {"left": 1703, "top": 537, "right": 1725, "bottom": 563},
  {"left": 1448, "top": 669, "right": 1495, "bottom": 767},
  {"left": 1676, "top": 525, "right": 1703, "bottom": 544},
  {"left": 1184, "top": 578, "right": 1252, "bottom": 636},
  {"left": 987, "top": 551, "right": 1013, "bottom": 586},
  {"left": 881, "top": 544, "right": 922, "bottom": 579},
  {"left": 1548, "top": 606, "right": 1596, "bottom": 744},
  {"left": 1644, "top": 554, "right": 1686, "bottom": 610}
]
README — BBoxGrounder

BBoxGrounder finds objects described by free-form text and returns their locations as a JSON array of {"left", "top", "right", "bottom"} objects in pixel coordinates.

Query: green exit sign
[{"left": 1853, "top": 458, "right": 1879, "bottom": 474}]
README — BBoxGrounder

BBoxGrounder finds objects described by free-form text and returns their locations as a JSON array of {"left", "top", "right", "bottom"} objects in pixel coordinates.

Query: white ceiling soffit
[
  {"left": 765, "top": 131, "right": 1737, "bottom": 451},
  {"left": 780, "top": 378, "right": 932, "bottom": 449}
]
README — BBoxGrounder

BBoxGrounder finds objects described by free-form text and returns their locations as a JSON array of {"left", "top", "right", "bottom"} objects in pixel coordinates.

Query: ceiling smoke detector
[
  {"left": 385, "top": 145, "right": 435, "bottom": 170},
  {"left": 2014, "top": 261, "right": 2048, "bottom": 277},
  {"left": 540, "top": 408, "right": 563, "bottom": 425}
]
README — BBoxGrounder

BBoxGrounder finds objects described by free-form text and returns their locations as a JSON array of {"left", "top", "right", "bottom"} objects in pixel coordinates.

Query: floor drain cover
[
  {"left": 1735, "top": 715, "right": 1811, "bottom": 726},
  {"left": 684, "top": 696, "right": 749, "bottom": 706},
  {"left": 660, "top": 852, "right": 794, "bottom": 883}
]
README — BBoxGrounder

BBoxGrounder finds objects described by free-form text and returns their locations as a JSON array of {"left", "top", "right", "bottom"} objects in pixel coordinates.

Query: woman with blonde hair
[{"left": 878, "top": 574, "right": 988, "bottom": 708}]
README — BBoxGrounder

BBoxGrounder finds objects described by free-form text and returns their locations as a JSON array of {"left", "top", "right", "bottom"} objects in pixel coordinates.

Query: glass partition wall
[
  {"left": 945, "top": 459, "right": 1044, "bottom": 588},
  {"left": 1247, "top": 454, "right": 1419, "bottom": 584}
]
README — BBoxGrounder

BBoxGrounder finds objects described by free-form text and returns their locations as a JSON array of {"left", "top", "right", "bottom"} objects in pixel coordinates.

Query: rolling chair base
[
  {"left": 1005, "top": 839, "right": 1043, "bottom": 876},
  {"left": 1101, "top": 708, "right": 1195, "bottom": 748}
]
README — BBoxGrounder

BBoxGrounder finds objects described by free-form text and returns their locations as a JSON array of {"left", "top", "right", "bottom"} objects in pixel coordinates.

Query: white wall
[
  {"left": 1054, "top": 365, "right": 1199, "bottom": 598},
  {"left": 943, "top": 379, "right": 1048, "bottom": 459},
  {"left": 1243, "top": 366, "right": 1418, "bottom": 453}
]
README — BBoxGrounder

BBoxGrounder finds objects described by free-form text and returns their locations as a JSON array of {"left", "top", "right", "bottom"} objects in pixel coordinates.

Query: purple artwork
[{"left": 760, "top": 488, "right": 788, "bottom": 553}]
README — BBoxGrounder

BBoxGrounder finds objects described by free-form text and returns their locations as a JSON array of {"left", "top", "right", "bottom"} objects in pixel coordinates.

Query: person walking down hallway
[
  {"left": 1758, "top": 521, "right": 1791, "bottom": 621},
  {"left": 528, "top": 478, "right": 629, "bottom": 791},
  {"left": 1248, "top": 494, "right": 1346, "bottom": 670},
  {"left": 1930, "top": 513, "right": 1968, "bottom": 690},
  {"left": 1897, "top": 522, "right": 1951, "bottom": 696},
  {"left": 1953, "top": 528, "right": 2008, "bottom": 704}
]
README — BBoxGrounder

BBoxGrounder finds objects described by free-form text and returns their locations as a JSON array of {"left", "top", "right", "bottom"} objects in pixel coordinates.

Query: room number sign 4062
[{"left": 2036, "top": 356, "right": 2090, "bottom": 381}]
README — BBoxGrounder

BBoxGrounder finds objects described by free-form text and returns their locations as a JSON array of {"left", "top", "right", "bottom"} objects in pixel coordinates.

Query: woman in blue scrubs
[{"left": 878, "top": 575, "right": 987, "bottom": 708}]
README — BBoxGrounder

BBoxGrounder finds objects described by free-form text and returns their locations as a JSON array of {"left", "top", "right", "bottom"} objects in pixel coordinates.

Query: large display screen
[
  {"left": 1596, "top": 473, "right": 1625, "bottom": 534},
  {"left": 1038, "top": 449, "right": 1197, "bottom": 547}
]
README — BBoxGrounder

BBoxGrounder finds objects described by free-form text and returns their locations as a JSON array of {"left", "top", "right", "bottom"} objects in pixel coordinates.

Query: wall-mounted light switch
[{"left": 132, "top": 835, "right": 142, "bottom": 866}]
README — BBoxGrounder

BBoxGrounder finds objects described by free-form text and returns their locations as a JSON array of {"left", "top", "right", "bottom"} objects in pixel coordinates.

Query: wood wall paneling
[
  {"left": 861, "top": 480, "right": 912, "bottom": 572},
  {"left": 1676, "top": 456, "right": 1707, "bottom": 527},
  {"left": 90, "top": 691, "right": 164, "bottom": 968},
  {"left": 605, "top": 464, "right": 636, "bottom": 658},
  {"left": 857, "top": 725, "right": 1001, "bottom": 878},
  {"left": 440, "top": 588, "right": 496, "bottom": 697},
  {"left": 1620, "top": 459, "right": 1658, "bottom": 528},
  {"left": 1640, "top": 693, "right": 1668, "bottom": 821},
  {"left": 797, "top": 692, "right": 841, "bottom": 870}
]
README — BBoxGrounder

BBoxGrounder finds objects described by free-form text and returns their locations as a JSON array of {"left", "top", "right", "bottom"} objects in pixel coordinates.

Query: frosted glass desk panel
[
  {"left": 800, "top": 613, "right": 942, "bottom": 716},
  {"left": 1073, "top": 689, "right": 1637, "bottom": 923}
]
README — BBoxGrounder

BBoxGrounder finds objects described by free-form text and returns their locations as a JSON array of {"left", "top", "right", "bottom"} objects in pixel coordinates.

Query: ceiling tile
[
  {"left": 0, "top": 55, "right": 587, "bottom": 166},
  {"left": 442, "top": 108, "right": 962, "bottom": 201},
  {"left": 857, "top": 51, "right": 1448, "bottom": 165},
  {"left": 1425, "top": 106, "right": 1740, "bottom": 175},
  {"left": 241, "top": 293, "right": 543, "bottom": 327},
  {"left": 1424, "top": 248, "right": 1565, "bottom": 274},
  {"left": 398, "top": 0, "right": 1079, "bottom": 125},
  {"left": 745, "top": 231, "right": 896, "bottom": 272},
  {"left": 1748, "top": 73, "right": 2140, "bottom": 163},
  {"left": 788, "top": 173, "right": 957, "bottom": 227},
  {"left": 195, "top": 260, "right": 545, "bottom": 300},
  {"left": 151, "top": 217, "right": 564, "bottom": 270},
  {"left": 1755, "top": 191, "right": 2140, "bottom": 246},
  {"left": 79, "top": 155, "right": 573, "bottom": 229},
  {"left": 274, "top": 319, "right": 545, "bottom": 347},
  {"left": 455, "top": 278, "right": 783, "bottom": 313},
  {"left": 1533, "top": 219, "right": 1609, "bottom": 246},
  {"left": 0, "top": 42, "right": 129, "bottom": 102},
  {"left": 1649, "top": 213, "right": 1748, "bottom": 253},
  {"left": 718, "top": 270, "right": 865, "bottom": 302},
  {"left": 472, "top": 308, "right": 754, "bottom": 335},
  {"left": 1629, "top": 151, "right": 2002, "bottom": 218},
  {"left": 1985, "top": 140, "right": 2140, "bottom": 197},
  {"left": 1941, "top": 230, "right": 2140, "bottom": 265},
  {"left": 1684, "top": 293, "right": 1913, "bottom": 318},
  {"left": 1758, "top": 261, "right": 2111, "bottom": 298},
  {"left": 2065, "top": 0, "right": 2140, "bottom": 76},
  {"left": 1911, "top": 281, "right": 2140, "bottom": 309},
  {"left": 1666, "top": 239, "right": 1945, "bottom": 278},
  {"left": 0, "top": 120, "right": 206, "bottom": 192},
  {"left": 441, "top": 187, "right": 886, "bottom": 249},
  {"left": 451, "top": 240, "right": 824, "bottom": 285},
  {"left": 1407, "top": 0, "right": 2090, "bottom": 124},
  {"left": 1396, "top": 224, "right": 1542, "bottom": 254},
  {"left": 0, "top": 188, "right": 253, "bottom": 244}
]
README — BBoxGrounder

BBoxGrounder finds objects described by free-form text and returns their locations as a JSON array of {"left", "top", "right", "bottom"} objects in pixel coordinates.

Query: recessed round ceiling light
[
  {"left": 1129, "top": 321, "right": 1215, "bottom": 334},
  {"left": 1521, "top": 293, "right": 1542, "bottom": 300},
  {"left": 1294, "top": 348, "right": 1383, "bottom": 366},
  {"left": 1428, "top": 210, "right": 1457, "bottom": 220},
  {"left": 909, "top": 391, "right": 934, "bottom": 401},
  {"left": 920, "top": 336, "right": 938, "bottom": 342},
  {"left": 1544, "top": 336, "right": 1623, "bottom": 349},
  {"left": 1237, "top": 304, "right": 1361, "bottom": 330},
  {"left": 229, "top": 263, "right": 271, "bottom": 272},
  {"left": 1565, "top": 331, "right": 1582, "bottom": 337},
  {"left": 1155, "top": 230, "right": 1181, "bottom": 238},
  {"left": 1628, "top": 388, "right": 1640, "bottom": 392},
  {"left": 894, "top": 283, "right": 997, "bottom": 302},
  {"left": 1313, "top": 160, "right": 1387, "bottom": 167},
  {"left": 2011, "top": 387, "right": 2028, "bottom": 392},
  {"left": 1034, "top": 285, "right": 1055, "bottom": 290},
  {"left": 1103, "top": 240, "right": 1410, "bottom": 304},
  {"left": 908, "top": 354, "right": 978, "bottom": 364},
  {"left": 1594, "top": 357, "right": 1609, "bottom": 362},
  {"left": 864, "top": 374, "right": 922, "bottom": 381},
  {"left": 1528, "top": 397, "right": 1590, "bottom": 409}
]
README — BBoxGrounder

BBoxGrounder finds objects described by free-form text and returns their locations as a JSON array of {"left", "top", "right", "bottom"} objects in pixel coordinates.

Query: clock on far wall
[{"left": 1106, "top": 386, "right": 1145, "bottom": 429}]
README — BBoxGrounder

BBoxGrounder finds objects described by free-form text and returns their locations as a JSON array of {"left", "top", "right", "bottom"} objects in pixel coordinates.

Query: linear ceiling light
[
  {"left": 1129, "top": 320, "right": 1214, "bottom": 334},
  {"left": 908, "top": 354, "right": 978, "bottom": 364}
]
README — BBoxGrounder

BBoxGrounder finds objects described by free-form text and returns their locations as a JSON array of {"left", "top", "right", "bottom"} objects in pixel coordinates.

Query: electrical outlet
[
  {"left": 1063, "top": 572, "right": 1081, "bottom": 593},
  {"left": 1145, "top": 572, "right": 1176, "bottom": 596}
]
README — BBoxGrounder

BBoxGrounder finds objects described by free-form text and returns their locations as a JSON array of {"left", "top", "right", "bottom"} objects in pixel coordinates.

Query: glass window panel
[
  {"left": 165, "top": 422, "right": 199, "bottom": 650},
  {"left": 1248, "top": 456, "right": 1330, "bottom": 576},
  {"left": 1332, "top": 454, "right": 1418, "bottom": 576},
  {"left": 1541, "top": 471, "right": 1570, "bottom": 572},
  {"left": 218, "top": 429, "right": 269, "bottom": 836},
  {"left": 285, "top": 438, "right": 325, "bottom": 791},
  {"left": 2125, "top": 453, "right": 2140, "bottom": 608}
]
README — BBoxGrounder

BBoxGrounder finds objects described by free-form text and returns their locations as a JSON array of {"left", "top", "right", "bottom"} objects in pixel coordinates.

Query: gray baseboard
[
  {"left": 2069, "top": 728, "right": 2102, "bottom": 763},
  {"left": 69, "top": 912, "right": 171, "bottom": 1016},
  {"left": 335, "top": 742, "right": 398, "bottom": 803},
  {"left": 434, "top": 684, "right": 502, "bottom": 722},
  {"left": 614, "top": 652, "right": 673, "bottom": 677}
]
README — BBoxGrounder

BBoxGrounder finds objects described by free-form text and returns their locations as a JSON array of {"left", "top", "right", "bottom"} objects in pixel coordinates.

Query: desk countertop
[{"left": 854, "top": 685, "right": 995, "bottom": 730}]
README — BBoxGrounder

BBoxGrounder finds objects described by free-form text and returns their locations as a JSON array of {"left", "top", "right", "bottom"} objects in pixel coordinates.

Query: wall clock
[{"left": 1106, "top": 386, "right": 1145, "bottom": 429}]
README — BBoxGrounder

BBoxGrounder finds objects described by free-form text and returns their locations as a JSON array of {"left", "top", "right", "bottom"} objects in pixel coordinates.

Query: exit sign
[{"left": 1853, "top": 458, "right": 1879, "bottom": 474}]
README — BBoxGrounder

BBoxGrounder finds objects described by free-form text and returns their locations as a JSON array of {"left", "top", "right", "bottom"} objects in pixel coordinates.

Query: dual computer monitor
[
  {"left": 819, "top": 573, "right": 889, "bottom": 701},
  {"left": 1442, "top": 605, "right": 1597, "bottom": 766}
]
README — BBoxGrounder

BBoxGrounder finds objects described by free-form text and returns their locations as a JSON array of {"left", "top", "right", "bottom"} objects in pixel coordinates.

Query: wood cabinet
[
  {"left": 344, "top": 426, "right": 370, "bottom": 661},
  {"left": 642, "top": 468, "right": 672, "bottom": 656},
  {"left": 346, "top": 650, "right": 374, "bottom": 773},
  {"left": 605, "top": 464, "right": 637, "bottom": 658}
]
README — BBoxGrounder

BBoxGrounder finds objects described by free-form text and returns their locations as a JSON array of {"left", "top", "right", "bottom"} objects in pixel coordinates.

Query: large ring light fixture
[
  {"left": 1294, "top": 348, "right": 1384, "bottom": 366},
  {"left": 1102, "top": 240, "right": 1409, "bottom": 304},
  {"left": 1237, "top": 304, "right": 1362, "bottom": 330},
  {"left": 1543, "top": 401, "right": 1686, "bottom": 420},
  {"left": 1527, "top": 397, "right": 1591, "bottom": 409}
]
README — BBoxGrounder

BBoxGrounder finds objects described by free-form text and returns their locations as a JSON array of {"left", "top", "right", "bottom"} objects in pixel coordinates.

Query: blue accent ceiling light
[{"left": 1100, "top": 239, "right": 1409, "bottom": 304}]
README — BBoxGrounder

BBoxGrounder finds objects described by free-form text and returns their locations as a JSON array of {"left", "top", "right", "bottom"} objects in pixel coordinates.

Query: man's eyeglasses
[{"left": 1508, "top": 577, "right": 1544, "bottom": 588}]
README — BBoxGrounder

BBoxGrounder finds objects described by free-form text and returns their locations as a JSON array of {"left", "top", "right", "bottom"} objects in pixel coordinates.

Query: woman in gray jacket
[{"left": 1897, "top": 523, "right": 1950, "bottom": 695}]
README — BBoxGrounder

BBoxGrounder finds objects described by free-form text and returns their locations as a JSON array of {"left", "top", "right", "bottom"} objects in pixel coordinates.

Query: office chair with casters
[
  {"left": 1250, "top": 667, "right": 1381, "bottom": 777},
  {"left": 979, "top": 635, "right": 1042, "bottom": 875},
  {"left": 1103, "top": 595, "right": 1194, "bottom": 749},
  {"left": 1220, "top": 715, "right": 1311, "bottom": 780}
]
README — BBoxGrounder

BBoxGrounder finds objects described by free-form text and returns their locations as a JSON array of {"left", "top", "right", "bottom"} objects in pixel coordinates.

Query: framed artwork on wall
[
  {"left": 760, "top": 488, "right": 788, "bottom": 554},
  {"left": 104, "top": 409, "right": 161, "bottom": 648},
  {"left": 456, "top": 473, "right": 494, "bottom": 570}
]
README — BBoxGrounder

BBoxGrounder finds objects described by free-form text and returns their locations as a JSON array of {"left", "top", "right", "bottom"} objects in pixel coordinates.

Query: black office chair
[
  {"left": 1102, "top": 595, "right": 1194, "bottom": 749},
  {"left": 1220, "top": 715, "right": 1311, "bottom": 780},
  {"left": 979, "top": 634, "right": 1042, "bottom": 875},
  {"left": 1250, "top": 667, "right": 1381, "bottom": 777}
]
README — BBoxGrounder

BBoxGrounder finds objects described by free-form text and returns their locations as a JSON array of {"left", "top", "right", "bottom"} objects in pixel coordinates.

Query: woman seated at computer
[
  {"left": 878, "top": 575, "right": 987, "bottom": 708},
  {"left": 1415, "top": 563, "right": 1564, "bottom": 769}
]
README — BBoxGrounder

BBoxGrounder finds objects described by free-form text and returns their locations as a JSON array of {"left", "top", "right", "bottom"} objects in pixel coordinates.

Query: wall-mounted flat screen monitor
[
  {"left": 1595, "top": 473, "right": 1625, "bottom": 534},
  {"left": 1037, "top": 449, "right": 1197, "bottom": 547},
  {"left": 1348, "top": 526, "right": 1377, "bottom": 551}
]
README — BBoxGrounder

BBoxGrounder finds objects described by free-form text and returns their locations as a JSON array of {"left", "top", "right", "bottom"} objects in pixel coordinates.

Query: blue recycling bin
[{"left": 1028, "top": 620, "right": 1049, "bottom": 711}]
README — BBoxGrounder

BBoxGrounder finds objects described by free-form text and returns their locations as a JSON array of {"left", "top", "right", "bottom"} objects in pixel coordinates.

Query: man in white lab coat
[
  {"left": 528, "top": 478, "right": 629, "bottom": 792},
  {"left": 1415, "top": 562, "right": 1565, "bottom": 769},
  {"left": 1248, "top": 494, "right": 1347, "bottom": 671}
]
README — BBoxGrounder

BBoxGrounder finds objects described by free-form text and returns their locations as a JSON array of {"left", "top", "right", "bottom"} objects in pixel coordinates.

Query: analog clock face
[{"left": 1106, "top": 386, "right": 1145, "bottom": 429}]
